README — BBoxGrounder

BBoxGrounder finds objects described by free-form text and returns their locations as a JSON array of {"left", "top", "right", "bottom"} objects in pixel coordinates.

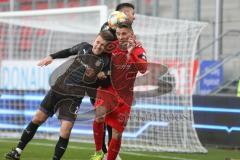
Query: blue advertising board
[{"left": 199, "top": 60, "right": 223, "bottom": 94}]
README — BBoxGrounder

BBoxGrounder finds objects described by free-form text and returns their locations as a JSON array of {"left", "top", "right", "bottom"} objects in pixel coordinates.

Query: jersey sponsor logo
[{"left": 114, "top": 64, "right": 131, "bottom": 70}]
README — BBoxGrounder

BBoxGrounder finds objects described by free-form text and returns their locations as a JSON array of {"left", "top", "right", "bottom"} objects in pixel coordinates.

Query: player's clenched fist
[
  {"left": 97, "top": 71, "right": 107, "bottom": 80},
  {"left": 127, "top": 36, "right": 136, "bottom": 54}
]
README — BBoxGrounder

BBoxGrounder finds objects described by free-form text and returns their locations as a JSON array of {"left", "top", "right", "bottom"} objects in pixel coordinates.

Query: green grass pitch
[{"left": 0, "top": 138, "right": 239, "bottom": 160}]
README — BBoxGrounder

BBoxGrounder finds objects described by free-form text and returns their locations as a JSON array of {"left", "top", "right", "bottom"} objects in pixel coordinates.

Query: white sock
[{"left": 16, "top": 148, "right": 22, "bottom": 154}]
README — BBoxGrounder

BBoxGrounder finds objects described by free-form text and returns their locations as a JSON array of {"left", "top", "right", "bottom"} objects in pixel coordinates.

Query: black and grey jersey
[{"left": 49, "top": 42, "right": 110, "bottom": 98}]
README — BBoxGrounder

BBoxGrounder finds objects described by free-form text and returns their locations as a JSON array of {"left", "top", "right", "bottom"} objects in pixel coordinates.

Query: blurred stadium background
[{"left": 0, "top": 0, "right": 239, "bottom": 160}]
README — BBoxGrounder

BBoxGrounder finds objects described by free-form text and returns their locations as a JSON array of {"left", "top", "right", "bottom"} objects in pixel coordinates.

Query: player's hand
[
  {"left": 85, "top": 67, "right": 95, "bottom": 78},
  {"left": 135, "top": 40, "right": 142, "bottom": 48},
  {"left": 37, "top": 55, "right": 53, "bottom": 67},
  {"left": 127, "top": 36, "right": 136, "bottom": 54},
  {"left": 133, "top": 35, "right": 142, "bottom": 48},
  {"left": 97, "top": 71, "right": 107, "bottom": 80}
]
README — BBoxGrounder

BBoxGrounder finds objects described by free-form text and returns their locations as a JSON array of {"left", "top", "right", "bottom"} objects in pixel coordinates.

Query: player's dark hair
[
  {"left": 117, "top": 22, "right": 133, "bottom": 32},
  {"left": 115, "top": 3, "right": 135, "bottom": 11},
  {"left": 99, "top": 30, "right": 115, "bottom": 42}
]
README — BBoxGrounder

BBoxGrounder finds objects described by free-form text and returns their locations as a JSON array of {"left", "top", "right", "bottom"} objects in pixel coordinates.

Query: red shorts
[{"left": 95, "top": 86, "right": 131, "bottom": 133}]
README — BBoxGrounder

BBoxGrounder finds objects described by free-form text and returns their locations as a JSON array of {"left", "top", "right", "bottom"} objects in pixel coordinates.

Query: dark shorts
[{"left": 40, "top": 89, "right": 83, "bottom": 122}]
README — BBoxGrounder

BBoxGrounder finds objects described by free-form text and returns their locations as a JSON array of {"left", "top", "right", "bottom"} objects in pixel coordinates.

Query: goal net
[
  {"left": 0, "top": 5, "right": 107, "bottom": 139},
  {"left": 0, "top": 6, "right": 207, "bottom": 153},
  {"left": 124, "top": 15, "right": 207, "bottom": 153}
]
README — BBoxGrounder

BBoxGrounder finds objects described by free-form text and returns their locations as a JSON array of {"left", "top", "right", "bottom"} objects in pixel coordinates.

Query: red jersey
[{"left": 110, "top": 41, "right": 147, "bottom": 106}]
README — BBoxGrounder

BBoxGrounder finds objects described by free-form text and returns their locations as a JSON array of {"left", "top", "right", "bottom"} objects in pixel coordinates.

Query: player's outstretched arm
[
  {"left": 37, "top": 55, "right": 53, "bottom": 67},
  {"left": 49, "top": 42, "right": 90, "bottom": 60}
]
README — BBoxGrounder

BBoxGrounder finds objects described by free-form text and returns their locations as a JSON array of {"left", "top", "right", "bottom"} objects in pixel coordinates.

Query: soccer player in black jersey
[
  {"left": 93, "top": 3, "right": 136, "bottom": 160},
  {"left": 101, "top": 3, "right": 135, "bottom": 40},
  {"left": 4, "top": 31, "right": 114, "bottom": 160}
]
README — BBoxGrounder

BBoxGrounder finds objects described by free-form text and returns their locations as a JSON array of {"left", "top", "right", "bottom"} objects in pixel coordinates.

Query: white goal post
[
  {"left": 0, "top": 5, "right": 207, "bottom": 153},
  {"left": 0, "top": 5, "right": 107, "bottom": 33}
]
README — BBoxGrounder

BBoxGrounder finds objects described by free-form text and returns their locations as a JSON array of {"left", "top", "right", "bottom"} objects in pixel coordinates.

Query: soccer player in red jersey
[
  {"left": 91, "top": 22, "right": 147, "bottom": 160},
  {"left": 98, "top": 3, "right": 137, "bottom": 160}
]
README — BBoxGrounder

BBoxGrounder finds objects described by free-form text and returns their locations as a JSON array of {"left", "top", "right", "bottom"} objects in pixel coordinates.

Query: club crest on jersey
[{"left": 95, "top": 60, "right": 101, "bottom": 67}]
